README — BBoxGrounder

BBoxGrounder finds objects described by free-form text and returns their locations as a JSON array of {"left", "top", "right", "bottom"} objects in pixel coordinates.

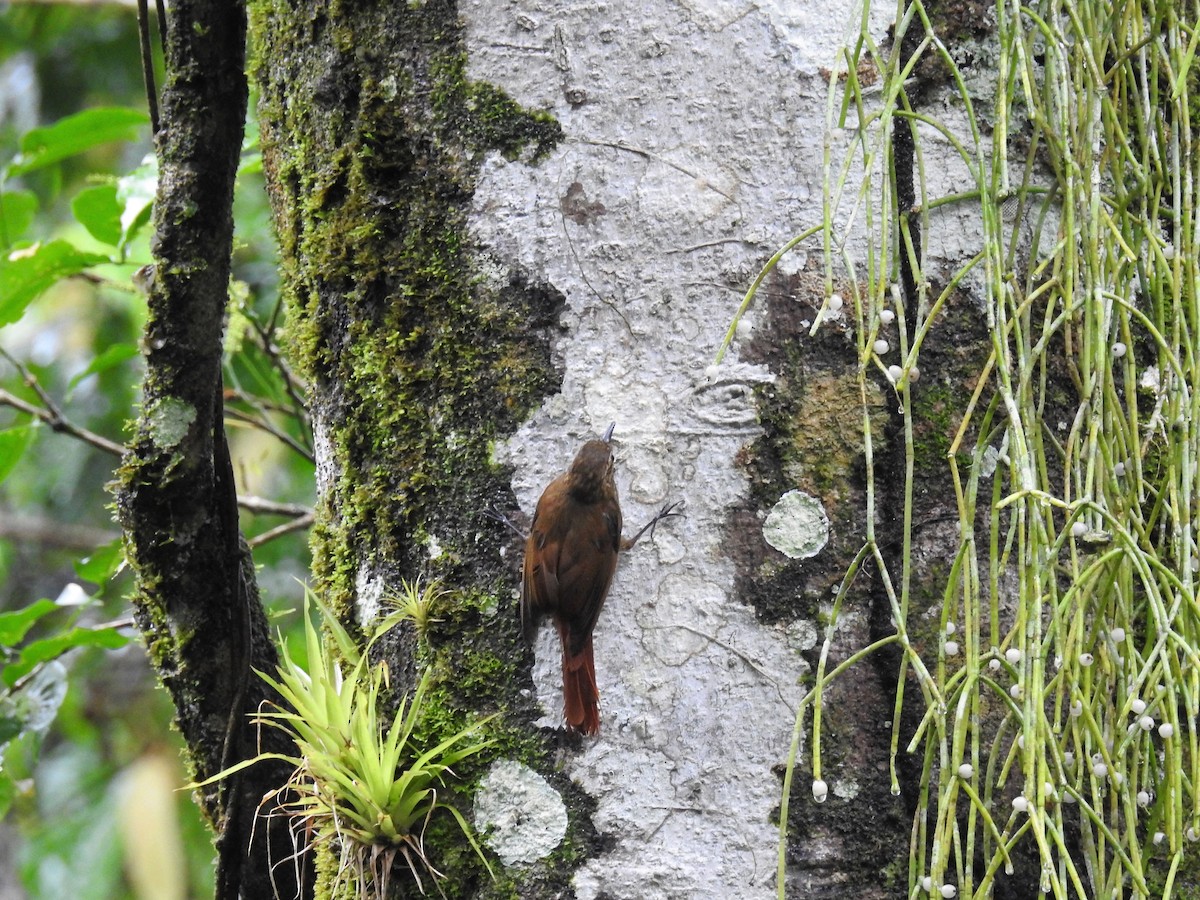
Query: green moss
[
  {"left": 1146, "top": 841, "right": 1200, "bottom": 896},
  {"left": 310, "top": 842, "right": 337, "bottom": 900},
  {"left": 778, "top": 373, "right": 886, "bottom": 498},
  {"left": 909, "top": 382, "right": 960, "bottom": 477}
]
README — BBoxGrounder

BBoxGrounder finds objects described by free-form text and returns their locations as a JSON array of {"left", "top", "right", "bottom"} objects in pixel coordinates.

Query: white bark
[{"left": 462, "top": 2, "right": 894, "bottom": 897}]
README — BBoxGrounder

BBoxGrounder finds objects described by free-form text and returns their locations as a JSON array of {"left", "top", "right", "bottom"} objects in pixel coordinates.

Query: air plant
[{"left": 195, "top": 589, "right": 495, "bottom": 897}]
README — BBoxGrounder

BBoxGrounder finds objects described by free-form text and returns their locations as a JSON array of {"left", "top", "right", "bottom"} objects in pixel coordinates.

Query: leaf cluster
[
  {"left": 0, "top": 567, "right": 130, "bottom": 820},
  {"left": 197, "top": 588, "right": 495, "bottom": 897}
]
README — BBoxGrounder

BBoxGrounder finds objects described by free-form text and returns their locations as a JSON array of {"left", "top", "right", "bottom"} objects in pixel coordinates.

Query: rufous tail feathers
[{"left": 559, "top": 631, "right": 599, "bottom": 735}]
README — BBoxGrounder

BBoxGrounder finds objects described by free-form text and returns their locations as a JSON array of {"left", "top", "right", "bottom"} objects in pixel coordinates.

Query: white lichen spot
[
  {"left": 426, "top": 533, "right": 445, "bottom": 560},
  {"left": 785, "top": 618, "right": 819, "bottom": 654},
  {"left": 762, "top": 490, "right": 829, "bottom": 559},
  {"left": 474, "top": 759, "right": 567, "bottom": 866},
  {"left": 145, "top": 396, "right": 195, "bottom": 449},
  {"left": 832, "top": 778, "right": 860, "bottom": 801},
  {"left": 355, "top": 566, "right": 384, "bottom": 626}
]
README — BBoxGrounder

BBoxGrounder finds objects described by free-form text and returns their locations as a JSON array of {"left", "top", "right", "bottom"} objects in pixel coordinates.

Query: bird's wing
[{"left": 552, "top": 507, "right": 619, "bottom": 656}]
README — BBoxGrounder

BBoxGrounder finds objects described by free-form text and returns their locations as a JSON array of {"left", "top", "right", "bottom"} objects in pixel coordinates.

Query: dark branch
[{"left": 112, "top": 0, "right": 309, "bottom": 895}]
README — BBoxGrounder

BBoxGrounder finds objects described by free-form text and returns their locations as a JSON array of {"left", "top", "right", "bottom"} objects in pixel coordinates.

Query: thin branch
[
  {"left": 224, "top": 404, "right": 315, "bottom": 463},
  {"left": 0, "top": 513, "right": 120, "bottom": 550},
  {"left": 248, "top": 512, "right": 314, "bottom": 548},
  {"left": 136, "top": 0, "right": 160, "bottom": 134},
  {"left": 0, "top": 371, "right": 311, "bottom": 521},
  {"left": 0, "top": 386, "right": 126, "bottom": 457},
  {"left": 240, "top": 303, "right": 312, "bottom": 436},
  {"left": 237, "top": 496, "right": 313, "bottom": 518}
]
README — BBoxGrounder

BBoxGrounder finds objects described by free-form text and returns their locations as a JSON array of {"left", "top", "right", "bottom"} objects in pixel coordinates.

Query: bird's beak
[{"left": 602, "top": 422, "right": 616, "bottom": 443}]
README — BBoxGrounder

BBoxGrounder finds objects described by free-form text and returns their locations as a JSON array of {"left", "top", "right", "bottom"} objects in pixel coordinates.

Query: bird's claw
[{"left": 483, "top": 503, "right": 524, "bottom": 538}]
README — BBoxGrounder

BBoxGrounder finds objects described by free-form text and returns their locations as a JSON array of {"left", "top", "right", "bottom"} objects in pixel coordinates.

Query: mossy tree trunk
[{"left": 115, "top": 0, "right": 302, "bottom": 896}]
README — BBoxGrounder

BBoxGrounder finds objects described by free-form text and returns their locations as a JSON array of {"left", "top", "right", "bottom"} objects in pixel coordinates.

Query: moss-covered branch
[{"left": 114, "top": 0, "right": 303, "bottom": 896}]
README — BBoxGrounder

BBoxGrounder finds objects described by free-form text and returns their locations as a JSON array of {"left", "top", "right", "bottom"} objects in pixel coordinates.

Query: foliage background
[{"left": 0, "top": 6, "right": 311, "bottom": 897}]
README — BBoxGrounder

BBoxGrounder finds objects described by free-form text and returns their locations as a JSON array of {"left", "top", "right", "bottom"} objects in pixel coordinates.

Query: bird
[{"left": 521, "top": 423, "right": 679, "bottom": 734}]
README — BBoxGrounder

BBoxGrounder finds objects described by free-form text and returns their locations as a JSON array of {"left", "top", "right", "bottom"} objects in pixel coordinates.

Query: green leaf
[
  {"left": 67, "top": 343, "right": 139, "bottom": 392},
  {"left": 0, "top": 768, "right": 14, "bottom": 820},
  {"left": 71, "top": 184, "right": 123, "bottom": 246},
  {"left": 0, "top": 716, "right": 22, "bottom": 746},
  {"left": 0, "top": 599, "right": 57, "bottom": 646},
  {"left": 116, "top": 157, "right": 156, "bottom": 249},
  {"left": 7, "top": 107, "right": 149, "bottom": 178},
  {"left": 0, "top": 190, "right": 38, "bottom": 247},
  {"left": 69, "top": 159, "right": 156, "bottom": 252},
  {"left": 2, "top": 626, "right": 129, "bottom": 688},
  {"left": 0, "top": 425, "right": 34, "bottom": 485},
  {"left": 73, "top": 539, "right": 124, "bottom": 584},
  {"left": 0, "top": 241, "right": 109, "bottom": 327},
  {"left": 237, "top": 153, "right": 262, "bottom": 177}
]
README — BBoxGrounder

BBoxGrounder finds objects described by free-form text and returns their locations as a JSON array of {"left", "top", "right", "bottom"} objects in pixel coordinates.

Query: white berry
[{"left": 812, "top": 779, "right": 828, "bottom": 802}]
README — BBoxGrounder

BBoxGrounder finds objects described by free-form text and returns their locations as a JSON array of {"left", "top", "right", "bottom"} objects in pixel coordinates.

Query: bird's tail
[{"left": 559, "top": 631, "right": 600, "bottom": 735}]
